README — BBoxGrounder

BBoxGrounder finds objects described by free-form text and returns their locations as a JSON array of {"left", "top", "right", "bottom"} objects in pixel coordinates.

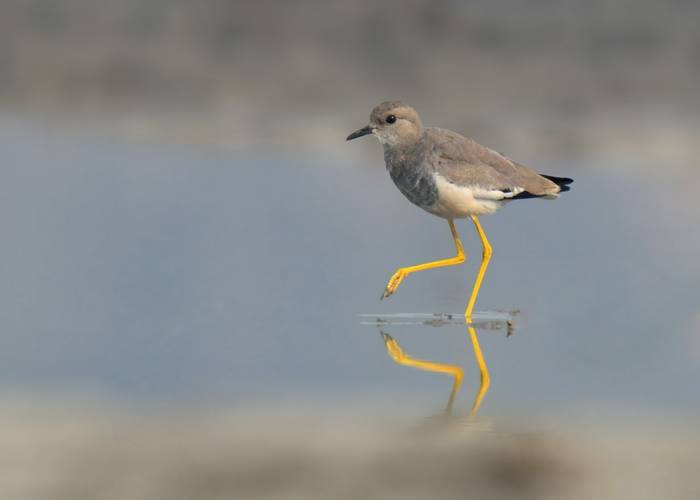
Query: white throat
[{"left": 374, "top": 129, "right": 402, "bottom": 147}]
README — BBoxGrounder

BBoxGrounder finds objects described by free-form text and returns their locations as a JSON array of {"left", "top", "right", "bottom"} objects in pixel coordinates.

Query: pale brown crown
[{"left": 370, "top": 101, "right": 422, "bottom": 128}]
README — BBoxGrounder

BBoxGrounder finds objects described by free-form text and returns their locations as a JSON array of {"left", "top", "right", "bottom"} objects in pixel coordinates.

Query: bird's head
[{"left": 346, "top": 101, "right": 424, "bottom": 148}]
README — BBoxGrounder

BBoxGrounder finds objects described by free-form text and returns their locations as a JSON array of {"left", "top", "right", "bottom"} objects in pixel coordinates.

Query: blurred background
[
  {"left": 3, "top": 0, "right": 699, "bottom": 160},
  {"left": 1, "top": 1, "right": 699, "bottom": 498}
]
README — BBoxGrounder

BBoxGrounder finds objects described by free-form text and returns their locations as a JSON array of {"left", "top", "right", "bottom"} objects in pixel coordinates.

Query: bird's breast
[{"left": 388, "top": 163, "right": 439, "bottom": 212}]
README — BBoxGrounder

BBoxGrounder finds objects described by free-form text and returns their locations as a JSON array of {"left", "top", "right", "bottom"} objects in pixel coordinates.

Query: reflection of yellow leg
[
  {"left": 464, "top": 215, "right": 492, "bottom": 320},
  {"left": 467, "top": 325, "right": 490, "bottom": 419},
  {"left": 381, "top": 331, "right": 463, "bottom": 412},
  {"left": 382, "top": 219, "right": 465, "bottom": 299}
]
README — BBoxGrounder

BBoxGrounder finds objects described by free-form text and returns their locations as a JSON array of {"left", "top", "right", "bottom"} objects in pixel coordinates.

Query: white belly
[{"left": 428, "top": 174, "right": 504, "bottom": 218}]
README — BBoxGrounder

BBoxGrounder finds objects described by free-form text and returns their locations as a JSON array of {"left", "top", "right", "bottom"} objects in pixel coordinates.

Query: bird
[{"left": 347, "top": 101, "right": 572, "bottom": 320}]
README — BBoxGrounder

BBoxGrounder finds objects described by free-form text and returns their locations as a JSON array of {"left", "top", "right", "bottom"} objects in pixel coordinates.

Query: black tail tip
[{"left": 542, "top": 174, "right": 574, "bottom": 186}]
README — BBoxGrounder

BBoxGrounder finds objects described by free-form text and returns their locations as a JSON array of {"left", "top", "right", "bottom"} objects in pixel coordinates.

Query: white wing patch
[{"left": 498, "top": 186, "right": 526, "bottom": 199}]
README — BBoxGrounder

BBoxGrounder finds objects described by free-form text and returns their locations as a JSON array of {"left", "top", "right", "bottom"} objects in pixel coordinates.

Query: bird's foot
[{"left": 381, "top": 268, "right": 408, "bottom": 299}]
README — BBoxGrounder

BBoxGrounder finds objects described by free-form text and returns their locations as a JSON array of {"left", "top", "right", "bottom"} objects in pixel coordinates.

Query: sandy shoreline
[{"left": 1, "top": 400, "right": 698, "bottom": 500}]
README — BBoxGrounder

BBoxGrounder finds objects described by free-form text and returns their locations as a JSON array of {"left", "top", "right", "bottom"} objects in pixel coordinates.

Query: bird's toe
[{"left": 381, "top": 269, "right": 407, "bottom": 299}]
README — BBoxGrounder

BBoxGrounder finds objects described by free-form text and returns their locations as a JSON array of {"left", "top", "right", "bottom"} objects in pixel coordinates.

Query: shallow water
[{"left": 1, "top": 122, "right": 699, "bottom": 425}]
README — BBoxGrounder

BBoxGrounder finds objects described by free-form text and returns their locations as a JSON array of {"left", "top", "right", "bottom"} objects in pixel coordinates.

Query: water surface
[{"left": 1, "top": 123, "right": 698, "bottom": 424}]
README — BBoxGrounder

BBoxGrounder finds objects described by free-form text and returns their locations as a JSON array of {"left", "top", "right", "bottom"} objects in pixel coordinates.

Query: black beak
[{"left": 346, "top": 125, "right": 374, "bottom": 141}]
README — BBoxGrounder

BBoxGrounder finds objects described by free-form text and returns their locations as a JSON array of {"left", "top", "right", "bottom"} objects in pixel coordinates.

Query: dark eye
[{"left": 385, "top": 115, "right": 397, "bottom": 124}]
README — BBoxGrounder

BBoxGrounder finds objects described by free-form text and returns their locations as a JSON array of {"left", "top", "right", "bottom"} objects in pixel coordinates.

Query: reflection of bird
[
  {"left": 348, "top": 102, "right": 572, "bottom": 318},
  {"left": 380, "top": 326, "right": 489, "bottom": 418},
  {"left": 380, "top": 330, "right": 463, "bottom": 413}
]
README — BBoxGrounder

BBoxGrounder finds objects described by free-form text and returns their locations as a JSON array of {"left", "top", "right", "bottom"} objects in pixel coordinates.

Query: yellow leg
[
  {"left": 382, "top": 219, "right": 465, "bottom": 299},
  {"left": 467, "top": 325, "right": 490, "bottom": 419},
  {"left": 464, "top": 215, "right": 492, "bottom": 321},
  {"left": 381, "top": 331, "right": 463, "bottom": 413}
]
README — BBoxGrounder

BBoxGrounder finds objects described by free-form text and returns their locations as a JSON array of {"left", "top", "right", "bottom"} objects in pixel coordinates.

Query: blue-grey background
[{"left": 2, "top": 118, "right": 698, "bottom": 422}]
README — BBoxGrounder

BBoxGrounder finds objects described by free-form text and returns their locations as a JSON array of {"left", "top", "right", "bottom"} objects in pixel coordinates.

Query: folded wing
[{"left": 425, "top": 127, "right": 567, "bottom": 199}]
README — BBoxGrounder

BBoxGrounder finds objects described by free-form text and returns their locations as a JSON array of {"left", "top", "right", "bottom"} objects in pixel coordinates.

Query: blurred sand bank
[{"left": 1, "top": 400, "right": 698, "bottom": 500}]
